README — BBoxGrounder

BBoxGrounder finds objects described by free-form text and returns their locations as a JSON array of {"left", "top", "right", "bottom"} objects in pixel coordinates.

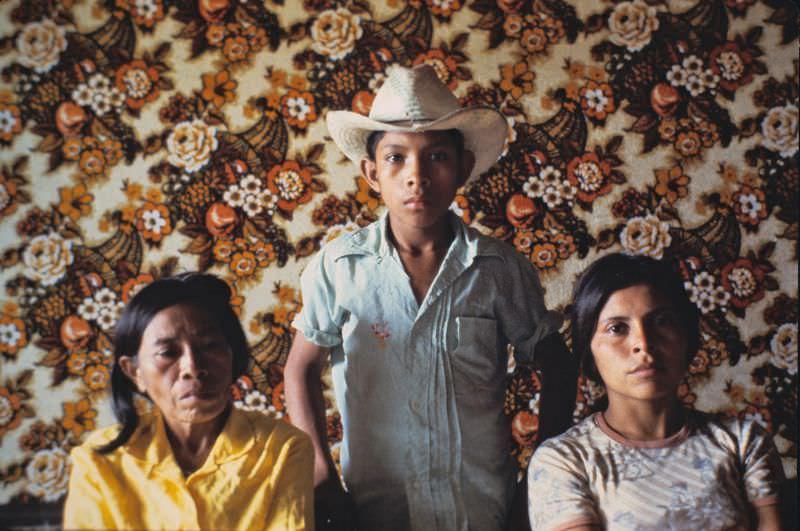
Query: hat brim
[{"left": 327, "top": 106, "right": 507, "bottom": 183}]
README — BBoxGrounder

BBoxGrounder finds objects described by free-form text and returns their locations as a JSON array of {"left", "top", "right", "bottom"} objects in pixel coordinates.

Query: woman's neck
[
  {"left": 163, "top": 407, "right": 229, "bottom": 475},
  {"left": 602, "top": 397, "right": 685, "bottom": 441}
]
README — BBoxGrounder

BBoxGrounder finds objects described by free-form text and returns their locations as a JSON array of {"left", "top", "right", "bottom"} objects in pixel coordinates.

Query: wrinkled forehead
[{"left": 140, "top": 303, "right": 220, "bottom": 345}]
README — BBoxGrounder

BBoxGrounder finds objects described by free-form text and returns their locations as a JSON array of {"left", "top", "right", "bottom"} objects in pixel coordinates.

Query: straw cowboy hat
[{"left": 327, "top": 64, "right": 507, "bottom": 182}]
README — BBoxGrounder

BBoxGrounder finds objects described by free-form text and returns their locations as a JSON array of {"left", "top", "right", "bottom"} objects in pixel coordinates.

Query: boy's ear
[
  {"left": 459, "top": 149, "right": 476, "bottom": 187},
  {"left": 360, "top": 158, "right": 381, "bottom": 193}
]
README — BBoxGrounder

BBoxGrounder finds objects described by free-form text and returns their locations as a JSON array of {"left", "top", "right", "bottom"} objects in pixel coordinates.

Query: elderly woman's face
[{"left": 121, "top": 303, "right": 233, "bottom": 425}]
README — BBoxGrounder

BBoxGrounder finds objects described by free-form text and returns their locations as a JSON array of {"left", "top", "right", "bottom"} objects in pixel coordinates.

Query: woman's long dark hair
[
  {"left": 571, "top": 253, "right": 700, "bottom": 401},
  {"left": 96, "top": 273, "right": 249, "bottom": 454}
]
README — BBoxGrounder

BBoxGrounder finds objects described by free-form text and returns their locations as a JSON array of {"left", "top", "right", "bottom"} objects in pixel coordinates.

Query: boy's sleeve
[
  {"left": 527, "top": 441, "right": 600, "bottom": 531},
  {"left": 292, "top": 251, "right": 344, "bottom": 348},
  {"left": 498, "top": 250, "right": 563, "bottom": 364},
  {"left": 739, "top": 419, "right": 784, "bottom": 506}
]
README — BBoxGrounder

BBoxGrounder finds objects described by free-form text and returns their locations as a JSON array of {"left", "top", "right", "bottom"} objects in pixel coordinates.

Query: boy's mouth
[{"left": 404, "top": 196, "right": 429, "bottom": 208}]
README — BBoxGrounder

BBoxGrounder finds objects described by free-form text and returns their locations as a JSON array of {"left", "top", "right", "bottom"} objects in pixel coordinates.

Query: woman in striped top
[{"left": 527, "top": 253, "right": 783, "bottom": 531}]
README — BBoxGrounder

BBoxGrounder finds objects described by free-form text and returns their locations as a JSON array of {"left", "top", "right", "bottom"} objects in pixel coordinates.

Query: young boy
[{"left": 285, "top": 65, "right": 576, "bottom": 531}]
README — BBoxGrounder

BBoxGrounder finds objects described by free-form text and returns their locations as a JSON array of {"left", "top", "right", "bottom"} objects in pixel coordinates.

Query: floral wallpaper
[{"left": 0, "top": 0, "right": 796, "bottom": 516}]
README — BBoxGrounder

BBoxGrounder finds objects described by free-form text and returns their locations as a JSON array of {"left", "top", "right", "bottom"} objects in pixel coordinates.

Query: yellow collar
[{"left": 125, "top": 407, "right": 257, "bottom": 478}]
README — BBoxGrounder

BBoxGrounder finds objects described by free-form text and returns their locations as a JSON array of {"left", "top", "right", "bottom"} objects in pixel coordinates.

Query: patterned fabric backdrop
[{"left": 0, "top": 0, "right": 796, "bottom": 518}]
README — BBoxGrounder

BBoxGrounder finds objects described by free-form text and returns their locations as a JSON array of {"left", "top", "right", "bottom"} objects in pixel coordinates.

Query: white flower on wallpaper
[
  {"left": 771, "top": 323, "right": 797, "bottom": 375},
  {"left": 607, "top": 0, "right": 659, "bottom": 52},
  {"left": 22, "top": 232, "right": 74, "bottom": 286},
  {"left": 15, "top": 19, "right": 67, "bottom": 74},
  {"left": 619, "top": 214, "right": 672, "bottom": 260},
  {"left": 166, "top": 119, "right": 219, "bottom": 173},
  {"left": 761, "top": 104, "right": 798, "bottom": 158},
  {"left": 310, "top": 8, "right": 363, "bottom": 60},
  {"left": 71, "top": 73, "right": 125, "bottom": 117},
  {"left": 25, "top": 447, "right": 70, "bottom": 502},
  {"left": 684, "top": 271, "right": 731, "bottom": 315}
]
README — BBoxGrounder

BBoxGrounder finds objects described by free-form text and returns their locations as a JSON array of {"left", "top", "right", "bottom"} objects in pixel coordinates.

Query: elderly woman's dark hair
[
  {"left": 96, "top": 273, "right": 249, "bottom": 454},
  {"left": 571, "top": 253, "right": 700, "bottom": 386}
]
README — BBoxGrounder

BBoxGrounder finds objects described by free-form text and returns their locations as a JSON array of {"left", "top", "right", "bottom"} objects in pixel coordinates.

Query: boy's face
[{"left": 360, "top": 130, "right": 475, "bottom": 233}]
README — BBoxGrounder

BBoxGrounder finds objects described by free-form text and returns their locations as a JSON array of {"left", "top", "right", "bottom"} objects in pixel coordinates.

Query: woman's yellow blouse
[{"left": 62, "top": 407, "right": 314, "bottom": 530}]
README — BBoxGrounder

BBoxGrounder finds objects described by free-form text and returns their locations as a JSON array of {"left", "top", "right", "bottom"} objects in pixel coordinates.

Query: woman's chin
[{"left": 173, "top": 399, "right": 230, "bottom": 424}]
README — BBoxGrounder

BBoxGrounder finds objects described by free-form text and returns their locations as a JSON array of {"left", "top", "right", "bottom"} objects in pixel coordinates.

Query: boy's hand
[{"left": 315, "top": 477, "right": 358, "bottom": 531}]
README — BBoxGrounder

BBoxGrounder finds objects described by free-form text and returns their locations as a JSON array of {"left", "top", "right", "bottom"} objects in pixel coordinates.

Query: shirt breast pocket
[{"left": 451, "top": 316, "right": 503, "bottom": 391}]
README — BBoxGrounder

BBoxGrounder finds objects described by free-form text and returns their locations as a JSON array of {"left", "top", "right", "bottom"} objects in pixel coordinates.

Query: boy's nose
[{"left": 405, "top": 159, "right": 430, "bottom": 189}]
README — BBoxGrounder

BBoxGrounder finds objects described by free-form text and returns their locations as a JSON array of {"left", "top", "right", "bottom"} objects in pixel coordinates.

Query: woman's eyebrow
[
  {"left": 597, "top": 315, "right": 630, "bottom": 325},
  {"left": 152, "top": 336, "right": 177, "bottom": 346},
  {"left": 599, "top": 306, "right": 675, "bottom": 323}
]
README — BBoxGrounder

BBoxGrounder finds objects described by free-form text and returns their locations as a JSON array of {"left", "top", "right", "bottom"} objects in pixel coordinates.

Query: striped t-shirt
[{"left": 527, "top": 410, "right": 783, "bottom": 530}]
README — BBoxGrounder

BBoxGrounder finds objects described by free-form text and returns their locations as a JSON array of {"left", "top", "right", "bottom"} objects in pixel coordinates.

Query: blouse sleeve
[
  {"left": 527, "top": 441, "right": 600, "bottom": 531},
  {"left": 62, "top": 445, "right": 116, "bottom": 530},
  {"left": 265, "top": 429, "right": 315, "bottom": 531},
  {"left": 738, "top": 419, "right": 784, "bottom": 506}
]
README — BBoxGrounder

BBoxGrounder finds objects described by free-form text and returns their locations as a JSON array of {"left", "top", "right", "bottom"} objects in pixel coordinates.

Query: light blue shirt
[{"left": 294, "top": 212, "right": 562, "bottom": 531}]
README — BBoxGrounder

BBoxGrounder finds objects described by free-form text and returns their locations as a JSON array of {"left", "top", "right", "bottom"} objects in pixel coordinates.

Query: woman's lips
[
  {"left": 629, "top": 365, "right": 660, "bottom": 378},
  {"left": 180, "top": 388, "right": 219, "bottom": 400}
]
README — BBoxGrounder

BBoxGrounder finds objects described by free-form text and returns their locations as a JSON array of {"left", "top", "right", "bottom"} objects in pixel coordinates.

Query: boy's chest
[
  {"left": 335, "top": 255, "right": 504, "bottom": 376},
  {"left": 396, "top": 248, "right": 449, "bottom": 305},
  {"left": 331, "top": 255, "right": 510, "bottom": 425},
  {"left": 338, "top": 251, "right": 496, "bottom": 327}
]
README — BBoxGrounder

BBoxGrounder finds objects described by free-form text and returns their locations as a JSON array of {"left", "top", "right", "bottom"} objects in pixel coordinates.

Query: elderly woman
[
  {"left": 528, "top": 253, "right": 784, "bottom": 531},
  {"left": 63, "top": 273, "right": 313, "bottom": 530}
]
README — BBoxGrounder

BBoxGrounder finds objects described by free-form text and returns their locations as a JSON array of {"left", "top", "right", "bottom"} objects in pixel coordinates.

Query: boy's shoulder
[
  {"left": 316, "top": 220, "right": 382, "bottom": 262},
  {"left": 313, "top": 214, "right": 534, "bottom": 273},
  {"left": 458, "top": 220, "right": 532, "bottom": 269}
]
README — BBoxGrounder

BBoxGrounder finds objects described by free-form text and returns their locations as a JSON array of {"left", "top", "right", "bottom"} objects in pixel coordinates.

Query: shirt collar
[
  {"left": 339, "top": 209, "right": 502, "bottom": 267},
  {"left": 125, "top": 407, "right": 255, "bottom": 476}
]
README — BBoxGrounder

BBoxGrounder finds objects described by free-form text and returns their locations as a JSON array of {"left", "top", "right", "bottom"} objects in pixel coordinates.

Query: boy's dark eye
[
  {"left": 430, "top": 151, "right": 449, "bottom": 161},
  {"left": 385, "top": 153, "right": 403, "bottom": 163}
]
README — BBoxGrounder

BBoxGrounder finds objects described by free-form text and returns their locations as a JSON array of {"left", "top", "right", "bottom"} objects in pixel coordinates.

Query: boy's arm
[
  {"left": 535, "top": 332, "right": 579, "bottom": 441},
  {"left": 284, "top": 331, "right": 336, "bottom": 485},
  {"left": 285, "top": 331, "right": 357, "bottom": 530}
]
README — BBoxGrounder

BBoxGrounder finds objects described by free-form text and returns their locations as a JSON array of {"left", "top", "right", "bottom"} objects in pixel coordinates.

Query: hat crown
[{"left": 368, "top": 64, "right": 460, "bottom": 123}]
